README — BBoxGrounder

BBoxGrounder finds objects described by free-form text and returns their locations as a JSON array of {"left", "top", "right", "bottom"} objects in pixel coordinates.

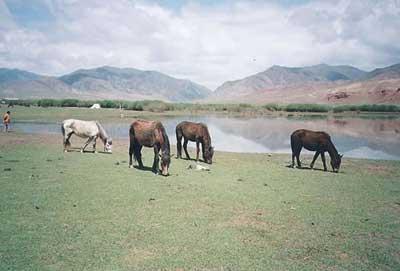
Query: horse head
[
  {"left": 159, "top": 151, "right": 171, "bottom": 176},
  {"left": 104, "top": 138, "right": 113, "bottom": 153},
  {"left": 331, "top": 153, "right": 343, "bottom": 173},
  {"left": 203, "top": 145, "right": 214, "bottom": 164}
]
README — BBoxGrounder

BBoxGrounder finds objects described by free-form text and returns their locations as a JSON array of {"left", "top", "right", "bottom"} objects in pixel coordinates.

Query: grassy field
[{"left": 1, "top": 130, "right": 399, "bottom": 270}]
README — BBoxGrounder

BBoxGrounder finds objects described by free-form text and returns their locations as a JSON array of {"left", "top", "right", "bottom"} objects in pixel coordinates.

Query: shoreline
[{"left": 2, "top": 131, "right": 399, "bottom": 162}]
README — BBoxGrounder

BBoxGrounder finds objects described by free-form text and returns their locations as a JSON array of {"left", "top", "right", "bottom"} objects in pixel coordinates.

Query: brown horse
[
  {"left": 129, "top": 120, "right": 171, "bottom": 176},
  {"left": 290, "top": 129, "right": 343, "bottom": 172},
  {"left": 176, "top": 121, "right": 214, "bottom": 164}
]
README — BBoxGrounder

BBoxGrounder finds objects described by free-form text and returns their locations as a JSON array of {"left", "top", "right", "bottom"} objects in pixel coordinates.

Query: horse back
[
  {"left": 63, "top": 119, "right": 99, "bottom": 138},
  {"left": 177, "top": 121, "right": 209, "bottom": 141},
  {"left": 291, "top": 129, "right": 331, "bottom": 151},
  {"left": 130, "top": 120, "right": 164, "bottom": 147}
]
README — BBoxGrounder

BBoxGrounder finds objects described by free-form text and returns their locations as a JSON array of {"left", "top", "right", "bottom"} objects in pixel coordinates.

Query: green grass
[{"left": 1, "top": 132, "right": 399, "bottom": 270}]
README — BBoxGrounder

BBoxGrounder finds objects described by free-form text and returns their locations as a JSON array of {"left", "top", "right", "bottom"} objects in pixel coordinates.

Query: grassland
[{"left": 1, "top": 133, "right": 400, "bottom": 270}]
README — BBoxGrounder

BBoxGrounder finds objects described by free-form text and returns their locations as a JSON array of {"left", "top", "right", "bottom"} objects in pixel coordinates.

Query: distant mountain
[
  {"left": 212, "top": 64, "right": 367, "bottom": 98},
  {"left": 2, "top": 63, "right": 400, "bottom": 104},
  {"left": 0, "top": 68, "right": 40, "bottom": 84},
  {"left": 210, "top": 63, "right": 400, "bottom": 104},
  {"left": 0, "top": 66, "right": 211, "bottom": 102},
  {"left": 365, "top": 63, "right": 400, "bottom": 80},
  {"left": 59, "top": 66, "right": 211, "bottom": 101}
]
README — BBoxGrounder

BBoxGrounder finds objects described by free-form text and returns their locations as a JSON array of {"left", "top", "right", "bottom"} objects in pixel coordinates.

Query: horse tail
[
  {"left": 61, "top": 122, "right": 65, "bottom": 137},
  {"left": 61, "top": 121, "right": 71, "bottom": 150},
  {"left": 290, "top": 130, "right": 302, "bottom": 154},
  {"left": 129, "top": 124, "right": 137, "bottom": 163},
  {"left": 175, "top": 124, "right": 182, "bottom": 158}
]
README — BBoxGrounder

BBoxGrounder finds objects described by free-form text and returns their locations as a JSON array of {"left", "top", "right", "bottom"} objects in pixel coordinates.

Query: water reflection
[{"left": 10, "top": 114, "right": 400, "bottom": 160}]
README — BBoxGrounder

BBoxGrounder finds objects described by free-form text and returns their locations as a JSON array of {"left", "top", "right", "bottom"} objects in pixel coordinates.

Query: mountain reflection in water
[{"left": 11, "top": 114, "right": 400, "bottom": 160}]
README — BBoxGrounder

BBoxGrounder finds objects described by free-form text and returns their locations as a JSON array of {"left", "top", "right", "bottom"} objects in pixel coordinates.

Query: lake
[{"left": 9, "top": 114, "right": 400, "bottom": 160}]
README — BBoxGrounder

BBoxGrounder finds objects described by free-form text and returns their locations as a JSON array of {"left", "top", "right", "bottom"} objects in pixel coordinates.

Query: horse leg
[
  {"left": 291, "top": 153, "right": 295, "bottom": 168},
  {"left": 129, "top": 139, "right": 134, "bottom": 168},
  {"left": 81, "top": 137, "right": 94, "bottom": 153},
  {"left": 134, "top": 144, "right": 144, "bottom": 168},
  {"left": 63, "top": 134, "right": 68, "bottom": 152},
  {"left": 152, "top": 145, "right": 160, "bottom": 174},
  {"left": 92, "top": 136, "right": 98, "bottom": 153},
  {"left": 183, "top": 138, "right": 190, "bottom": 160},
  {"left": 176, "top": 133, "right": 182, "bottom": 159},
  {"left": 321, "top": 152, "right": 327, "bottom": 171},
  {"left": 291, "top": 146, "right": 302, "bottom": 168},
  {"left": 196, "top": 140, "right": 200, "bottom": 162},
  {"left": 64, "top": 133, "right": 73, "bottom": 152},
  {"left": 310, "top": 152, "right": 320, "bottom": 169},
  {"left": 296, "top": 148, "right": 302, "bottom": 168},
  {"left": 291, "top": 137, "right": 302, "bottom": 168}
]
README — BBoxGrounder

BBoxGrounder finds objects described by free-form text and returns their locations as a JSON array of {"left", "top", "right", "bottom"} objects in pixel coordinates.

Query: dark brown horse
[
  {"left": 290, "top": 129, "right": 343, "bottom": 172},
  {"left": 129, "top": 120, "right": 171, "bottom": 176},
  {"left": 176, "top": 121, "right": 214, "bottom": 164}
]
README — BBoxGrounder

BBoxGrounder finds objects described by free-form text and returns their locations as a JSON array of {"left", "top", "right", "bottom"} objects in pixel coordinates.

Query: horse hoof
[{"left": 129, "top": 165, "right": 133, "bottom": 168}]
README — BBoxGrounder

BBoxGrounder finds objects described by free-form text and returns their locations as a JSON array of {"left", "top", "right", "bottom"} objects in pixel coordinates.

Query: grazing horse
[
  {"left": 129, "top": 120, "right": 171, "bottom": 176},
  {"left": 61, "top": 119, "right": 112, "bottom": 153},
  {"left": 290, "top": 129, "right": 342, "bottom": 172},
  {"left": 176, "top": 121, "right": 214, "bottom": 164}
]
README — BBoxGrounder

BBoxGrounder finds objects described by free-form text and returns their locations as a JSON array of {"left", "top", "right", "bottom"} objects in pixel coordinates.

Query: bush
[
  {"left": 263, "top": 103, "right": 283, "bottom": 111},
  {"left": 99, "top": 100, "right": 119, "bottom": 108},
  {"left": 76, "top": 100, "right": 94, "bottom": 108},
  {"left": 60, "top": 99, "right": 79, "bottom": 107},
  {"left": 333, "top": 104, "right": 400, "bottom": 113},
  {"left": 38, "top": 99, "right": 60, "bottom": 107},
  {"left": 284, "top": 104, "right": 331, "bottom": 112}
]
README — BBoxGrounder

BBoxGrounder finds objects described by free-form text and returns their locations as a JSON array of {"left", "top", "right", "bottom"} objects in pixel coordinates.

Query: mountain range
[
  {"left": 1, "top": 63, "right": 400, "bottom": 104},
  {"left": 0, "top": 66, "right": 211, "bottom": 102},
  {"left": 210, "top": 63, "right": 400, "bottom": 104}
]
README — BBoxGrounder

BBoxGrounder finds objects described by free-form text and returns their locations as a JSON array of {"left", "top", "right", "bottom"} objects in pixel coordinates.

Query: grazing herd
[{"left": 61, "top": 118, "right": 342, "bottom": 176}]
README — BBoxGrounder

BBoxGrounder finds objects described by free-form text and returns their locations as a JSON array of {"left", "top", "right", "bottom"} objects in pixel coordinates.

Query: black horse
[
  {"left": 290, "top": 129, "right": 343, "bottom": 172},
  {"left": 176, "top": 121, "right": 214, "bottom": 164}
]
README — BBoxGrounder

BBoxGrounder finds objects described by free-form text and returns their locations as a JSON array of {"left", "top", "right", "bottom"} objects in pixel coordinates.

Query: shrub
[
  {"left": 38, "top": 99, "right": 60, "bottom": 107},
  {"left": 60, "top": 99, "right": 79, "bottom": 107},
  {"left": 284, "top": 104, "right": 331, "bottom": 112}
]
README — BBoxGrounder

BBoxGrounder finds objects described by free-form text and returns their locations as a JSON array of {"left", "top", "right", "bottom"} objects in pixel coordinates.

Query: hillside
[
  {"left": 0, "top": 66, "right": 211, "bottom": 102},
  {"left": 211, "top": 63, "right": 400, "bottom": 104}
]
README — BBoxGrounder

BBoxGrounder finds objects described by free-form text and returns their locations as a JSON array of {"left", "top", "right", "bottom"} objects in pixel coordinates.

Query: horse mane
[
  {"left": 158, "top": 123, "right": 170, "bottom": 156},
  {"left": 326, "top": 136, "right": 339, "bottom": 161},
  {"left": 200, "top": 123, "right": 211, "bottom": 147},
  {"left": 95, "top": 121, "right": 110, "bottom": 142}
]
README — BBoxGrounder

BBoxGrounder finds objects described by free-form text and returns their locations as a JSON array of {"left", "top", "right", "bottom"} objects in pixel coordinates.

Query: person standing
[{"left": 3, "top": 111, "right": 10, "bottom": 132}]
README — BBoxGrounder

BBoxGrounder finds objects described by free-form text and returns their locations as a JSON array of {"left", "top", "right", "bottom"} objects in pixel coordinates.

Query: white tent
[{"left": 90, "top": 103, "right": 101, "bottom": 109}]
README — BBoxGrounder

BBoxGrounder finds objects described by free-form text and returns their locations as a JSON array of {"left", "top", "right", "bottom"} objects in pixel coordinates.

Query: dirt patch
[
  {"left": 123, "top": 247, "right": 155, "bottom": 265},
  {"left": 366, "top": 164, "right": 393, "bottom": 175},
  {"left": 219, "top": 208, "right": 271, "bottom": 231}
]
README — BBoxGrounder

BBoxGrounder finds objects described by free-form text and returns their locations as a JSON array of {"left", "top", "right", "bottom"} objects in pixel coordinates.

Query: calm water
[{"left": 9, "top": 114, "right": 400, "bottom": 160}]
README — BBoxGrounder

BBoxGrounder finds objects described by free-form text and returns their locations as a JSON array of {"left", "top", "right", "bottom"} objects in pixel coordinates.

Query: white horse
[{"left": 61, "top": 119, "right": 112, "bottom": 153}]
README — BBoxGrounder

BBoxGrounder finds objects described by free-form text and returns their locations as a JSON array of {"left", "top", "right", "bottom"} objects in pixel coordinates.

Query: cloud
[{"left": 0, "top": 0, "right": 399, "bottom": 89}]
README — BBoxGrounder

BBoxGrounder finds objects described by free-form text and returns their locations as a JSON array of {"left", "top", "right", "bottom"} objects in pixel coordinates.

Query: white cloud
[{"left": 0, "top": 0, "right": 399, "bottom": 89}]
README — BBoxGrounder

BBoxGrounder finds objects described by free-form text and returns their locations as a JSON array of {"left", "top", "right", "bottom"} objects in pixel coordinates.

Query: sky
[{"left": 0, "top": 0, "right": 399, "bottom": 90}]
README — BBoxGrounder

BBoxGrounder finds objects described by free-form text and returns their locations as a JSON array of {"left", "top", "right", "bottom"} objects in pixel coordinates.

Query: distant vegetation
[{"left": 5, "top": 99, "right": 400, "bottom": 113}]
